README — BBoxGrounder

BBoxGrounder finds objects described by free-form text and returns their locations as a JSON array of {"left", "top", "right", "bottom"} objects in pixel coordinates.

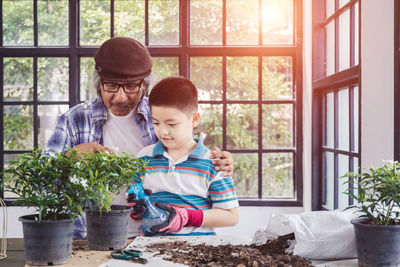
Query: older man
[{"left": 46, "top": 37, "right": 233, "bottom": 238}]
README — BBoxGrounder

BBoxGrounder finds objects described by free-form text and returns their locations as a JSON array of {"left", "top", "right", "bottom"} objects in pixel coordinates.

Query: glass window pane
[
  {"left": 80, "top": 0, "right": 110, "bottom": 45},
  {"left": 149, "top": 0, "right": 179, "bottom": 45},
  {"left": 38, "top": 57, "right": 69, "bottom": 101},
  {"left": 326, "top": 92, "right": 334, "bottom": 148},
  {"left": 80, "top": 57, "right": 97, "bottom": 101},
  {"left": 326, "top": 0, "right": 335, "bottom": 18},
  {"left": 190, "top": 57, "right": 222, "bottom": 100},
  {"left": 354, "top": 2, "right": 359, "bottom": 66},
  {"left": 227, "top": 0, "right": 258, "bottom": 45},
  {"left": 38, "top": 105, "right": 69, "bottom": 149},
  {"left": 324, "top": 151, "right": 334, "bottom": 210},
  {"left": 234, "top": 153, "right": 258, "bottom": 197},
  {"left": 4, "top": 105, "right": 33, "bottom": 150},
  {"left": 353, "top": 157, "right": 359, "bottom": 174},
  {"left": 4, "top": 154, "right": 20, "bottom": 198},
  {"left": 114, "top": 0, "right": 145, "bottom": 43},
  {"left": 262, "top": 0, "right": 293, "bottom": 45},
  {"left": 338, "top": 154, "right": 349, "bottom": 209},
  {"left": 3, "top": 58, "right": 33, "bottom": 101},
  {"left": 227, "top": 104, "right": 258, "bottom": 149},
  {"left": 3, "top": 0, "right": 33, "bottom": 46},
  {"left": 339, "top": 0, "right": 350, "bottom": 9},
  {"left": 339, "top": 9, "right": 350, "bottom": 72},
  {"left": 38, "top": 0, "right": 68, "bottom": 45},
  {"left": 262, "top": 153, "right": 293, "bottom": 198},
  {"left": 352, "top": 157, "right": 359, "bottom": 204},
  {"left": 227, "top": 57, "right": 258, "bottom": 100},
  {"left": 338, "top": 88, "right": 349, "bottom": 151},
  {"left": 262, "top": 104, "right": 293, "bottom": 148},
  {"left": 190, "top": 0, "right": 222, "bottom": 45},
  {"left": 149, "top": 57, "right": 179, "bottom": 88},
  {"left": 326, "top": 21, "right": 335, "bottom": 76},
  {"left": 262, "top": 57, "right": 293, "bottom": 99},
  {"left": 353, "top": 86, "right": 359, "bottom": 153},
  {"left": 194, "top": 104, "right": 222, "bottom": 148}
]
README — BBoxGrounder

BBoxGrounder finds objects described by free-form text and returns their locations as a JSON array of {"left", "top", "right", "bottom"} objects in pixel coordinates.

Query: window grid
[
  {"left": 312, "top": 0, "right": 360, "bottom": 210},
  {"left": 1, "top": 0, "right": 302, "bottom": 207},
  {"left": 321, "top": 87, "right": 358, "bottom": 209}
]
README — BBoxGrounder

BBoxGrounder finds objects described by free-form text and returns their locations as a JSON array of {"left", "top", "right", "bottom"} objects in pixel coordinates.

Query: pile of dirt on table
[{"left": 146, "top": 233, "right": 312, "bottom": 267}]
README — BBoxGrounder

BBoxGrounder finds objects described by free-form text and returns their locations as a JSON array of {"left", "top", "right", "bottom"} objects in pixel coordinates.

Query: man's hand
[
  {"left": 65, "top": 142, "right": 115, "bottom": 157},
  {"left": 144, "top": 203, "right": 203, "bottom": 236},
  {"left": 210, "top": 147, "right": 234, "bottom": 177},
  {"left": 126, "top": 189, "right": 152, "bottom": 221}
]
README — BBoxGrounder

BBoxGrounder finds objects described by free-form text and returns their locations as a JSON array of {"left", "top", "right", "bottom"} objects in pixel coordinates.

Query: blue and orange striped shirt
[{"left": 135, "top": 139, "right": 239, "bottom": 236}]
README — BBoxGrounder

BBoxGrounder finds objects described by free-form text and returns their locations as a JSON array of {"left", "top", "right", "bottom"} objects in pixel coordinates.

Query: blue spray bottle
[{"left": 128, "top": 178, "right": 168, "bottom": 235}]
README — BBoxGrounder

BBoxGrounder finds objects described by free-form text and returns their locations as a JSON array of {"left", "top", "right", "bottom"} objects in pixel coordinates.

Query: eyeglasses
[{"left": 100, "top": 80, "right": 143, "bottom": 94}]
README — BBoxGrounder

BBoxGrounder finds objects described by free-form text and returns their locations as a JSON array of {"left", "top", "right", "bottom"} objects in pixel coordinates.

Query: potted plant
[
  {"left": 74, "top": 151, "right": 147, "bottom": 251},
  {"left": 2, "top": 149, "right": 87, "bottom": 265},
  {"left": 343, "top": 160, "right": 400, "bottom": 266}
]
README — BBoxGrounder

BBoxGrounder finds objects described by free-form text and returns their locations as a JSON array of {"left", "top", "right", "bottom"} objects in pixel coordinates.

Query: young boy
[{"left": 130, "top": 76, "right": 239, "bottom": 236}]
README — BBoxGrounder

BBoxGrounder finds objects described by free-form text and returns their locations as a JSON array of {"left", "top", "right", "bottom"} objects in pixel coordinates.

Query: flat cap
[{"left": 94, "top": 37, "right": 153, "bottom": 81}]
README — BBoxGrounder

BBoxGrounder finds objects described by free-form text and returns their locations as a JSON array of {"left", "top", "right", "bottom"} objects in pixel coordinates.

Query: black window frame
[
  {"left": 395, "top": 0, "right": 400, "bottom": 161},
  {"left": 312, "top": 0, "right": 361, "bottom": 210},
  {"left": 1, "top": 0, "right": 303, "bottom": 207}
]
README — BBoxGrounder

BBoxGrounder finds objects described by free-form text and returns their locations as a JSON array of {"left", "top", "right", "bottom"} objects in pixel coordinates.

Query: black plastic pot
[
  {"left": 85, "top": 205, "right": 131, "bottom": 250},
  {"left": 352, "top": 217, "right": 400, "bottom": 267},
  {"left": 19, "top": 214, "right": 74, "bottom": 266}
]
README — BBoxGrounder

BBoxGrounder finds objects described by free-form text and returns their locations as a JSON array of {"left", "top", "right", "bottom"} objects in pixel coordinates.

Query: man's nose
[{"left": 114, "top": 87, "right": 128, "bottom": 101}]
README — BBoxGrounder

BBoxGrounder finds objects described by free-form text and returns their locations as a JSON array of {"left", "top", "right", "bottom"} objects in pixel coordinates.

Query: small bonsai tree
[
  {"left": 343, "top": 160, "right": 400, "bottom": 225},
  {"left": 74, "top": 151, "right": 147, "bottom": 213},
  {"left": 2, "top": 149, "right": 87, "bottom": 221}
]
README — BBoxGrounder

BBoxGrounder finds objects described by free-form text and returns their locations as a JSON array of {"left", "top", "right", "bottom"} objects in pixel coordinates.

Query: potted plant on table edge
[
  {"left": 343, "top": 160, "right": 400, "bottom": 266},
  {"left": 74, "top": 151, "right": 147, "bottom": 251},
  {"left": 2, "top": 149, "right": 87, "bottom": 266}
]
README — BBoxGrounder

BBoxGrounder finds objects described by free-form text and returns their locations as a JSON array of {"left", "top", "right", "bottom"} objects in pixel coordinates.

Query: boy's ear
[{"left": 192, "top": 112, "right": 201, "bottom": 127}]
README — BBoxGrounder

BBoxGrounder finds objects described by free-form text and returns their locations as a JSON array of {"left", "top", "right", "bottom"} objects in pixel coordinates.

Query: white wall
[
  {"left": 361, "top": 1, "right": 394, "bottom": 168},
  {"left": 0, "top": 206, "right": 304, "bottom": 239},
  {"left": 0, "top": 207, "right": 36, "bottom": 238}
]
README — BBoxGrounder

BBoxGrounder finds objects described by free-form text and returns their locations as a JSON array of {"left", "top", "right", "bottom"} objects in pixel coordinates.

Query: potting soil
[
  {"left": 73, "top": 234, "right": 312, "bottom": 266},
  {"left": 145, "top": 233, "right": 312, "bottom": 267}
]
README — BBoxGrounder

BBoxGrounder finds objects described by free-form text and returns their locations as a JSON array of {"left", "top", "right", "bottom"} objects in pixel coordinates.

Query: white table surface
[{"left": 98, "top": 236, "right": 359, "bottom": 267}]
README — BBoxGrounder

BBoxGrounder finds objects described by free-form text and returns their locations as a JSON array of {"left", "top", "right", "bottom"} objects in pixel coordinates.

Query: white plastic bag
[{"left": 253, "top": 210, "right": 358, "bottom": 260}]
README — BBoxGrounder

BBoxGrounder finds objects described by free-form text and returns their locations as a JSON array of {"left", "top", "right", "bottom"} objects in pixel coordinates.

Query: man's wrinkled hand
[
  {"left": 210, "top": 147, "right": 234, "bottom": 177},
  {"left": 65, "top": 142, "right": 115, "bottom": 157}
]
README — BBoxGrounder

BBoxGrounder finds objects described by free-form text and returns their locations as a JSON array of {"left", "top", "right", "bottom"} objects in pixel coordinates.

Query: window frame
[
  {"left": 1, "top": 0, "right": 303, "bottom": 207},
  {"left": 312, "top": 0, "right": 361, "bottom": 210},
  {"left": 395, "top": 0, "right": 400, "bottom": 161}
]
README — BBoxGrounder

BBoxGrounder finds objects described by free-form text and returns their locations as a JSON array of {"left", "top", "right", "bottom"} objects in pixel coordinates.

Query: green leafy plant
[
  {"left": 74, "top": 151, "right": 147, "bottom": 213},
  {"left": 3, "top": 149, "right": 147, "bottom": 221},
  {"left": 343, "top": 160, "right": 400, "bottom": 225},
  {"left": 2, "top": 149, "right": 87, "bottom": 221}
]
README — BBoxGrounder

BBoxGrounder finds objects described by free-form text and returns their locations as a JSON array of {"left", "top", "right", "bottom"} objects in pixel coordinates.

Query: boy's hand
[
  {"left": 145, "top": 203, "right": 203, "bottom": 236},
  {"left": 210, "top": 147, "right": 234, "bottom": 177},
  {"left": 127, "top": 189, "right": 152, "bottom": 220}
]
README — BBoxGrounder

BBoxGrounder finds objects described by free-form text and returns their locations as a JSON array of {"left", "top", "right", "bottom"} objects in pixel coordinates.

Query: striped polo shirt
[{"left": 136, "top": 138, "right": 239, "bottom": 236}]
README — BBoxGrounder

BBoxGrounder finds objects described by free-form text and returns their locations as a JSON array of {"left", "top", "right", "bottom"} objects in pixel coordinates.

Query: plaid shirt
[
  {"left": 45, "top": 96, "right": 157, "bottom": 238},
  {"left": 46, "top": 96, "right": 157, "bottom": 153}
]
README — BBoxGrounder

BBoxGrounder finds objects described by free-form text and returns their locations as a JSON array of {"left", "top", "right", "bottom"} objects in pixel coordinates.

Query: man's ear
[{"left": 192, "top": 112, "right": 201, "bottom": 127}]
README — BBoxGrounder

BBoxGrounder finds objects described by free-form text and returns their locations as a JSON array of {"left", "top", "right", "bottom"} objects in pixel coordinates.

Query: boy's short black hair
[{"left": 149, "top": 76, "right": 198, "bottom": 114}]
